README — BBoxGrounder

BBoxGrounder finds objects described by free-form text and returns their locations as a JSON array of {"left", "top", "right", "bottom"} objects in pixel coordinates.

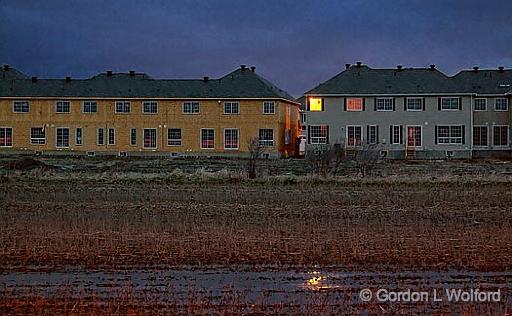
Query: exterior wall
[
  {"left": 306, "top": 96, "right": 474, "bottom": 158},
  {"left": 0, "top": 98, "right": 299, "bottom": 157},
  {"left": 473, "top": 96, "right": 511, "bottom": 152}
]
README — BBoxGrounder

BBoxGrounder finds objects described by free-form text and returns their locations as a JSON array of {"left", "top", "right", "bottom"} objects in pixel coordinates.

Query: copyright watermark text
[{"left": 359, "top": 288, "right": 501, "bottom": 303}]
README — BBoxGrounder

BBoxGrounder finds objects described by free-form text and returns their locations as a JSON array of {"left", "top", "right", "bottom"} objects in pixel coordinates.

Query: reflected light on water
[{"left": 303, "top": 271, "right": 340, "bottom": 290}]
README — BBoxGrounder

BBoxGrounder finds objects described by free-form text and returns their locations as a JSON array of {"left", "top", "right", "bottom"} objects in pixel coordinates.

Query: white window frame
[
  {"left": 0, "top": 127, "right": 13, "bottom": 147},
  {"left": 75, "top": 127, "right": 83, "bottom": 146},
  {"left": 375, "top": 98, "right": 393, "bottom": 111},
  {"left": 200, "top": 128, "right": 215, "bottom": 149},
  {"left": 97, "top": 128, "right": 105, "bottom": 146},
  {"left": 30, "top": 127, "right": 46, "bottom": 145},
  {"left": 495, "top": 98, "right": 509, "bottom": 111},
  {"left": 406, "top": 98, "right": 423, "bottom": 111},
  {"left": 437, "top": 125, "right": 464, "bottom": 145},
  {"left": 391, "top": 125, "right": 401, "bottom": 145},
  {"left": 368, "top": 125, "right": 377, "bottom": 144},
  {"left": 224, "top": 128, "right": 239, "bottom": 150},
  {"left": 263, "top": 101, "right": 275, "bottom": 114},
  {"left": 406, "top": 125, "right": 422, "bottom": 148},
  {"left": 56, "top": 101, "right": 71, "bottom": 114},
  {"left": 258, "top": 128, "right": 274, "bottom": 147},
  {"left": 130, "top": 128, "right": 137, "bottom": 146},
  {"left": 346, "top": 125, "right": 362, "bottom": 147},
  {"left": 167, "top": 128, "right": 182, "bottom": 147},
  {"left": 346, "top": 98, "right": 363, "bottom": 112},
  {"left": 83, "top": 101, "right": 98, "bottom": 113},
  {"left": 142, "top": 101, "right": 158, "bottom": 114},
  {"left": 143, "top": 128, "right": 158, "bottom": 149},
  {"left": 472, "top": 125, "right": 488, "bottom": 147},
  {"left": 108, "top": 128, "right": 115, "bottom": 145},
  {"left": 115, "top": 101, "right": 131, "bottom": 113},
  {"left": 13, "top": 101, "right": 29, "bottom": 113},
  {"left": 55, "top": 127, "right": 70, "bottom": 148},
  {"left": 493, "top": 125, "right": 509, "bottom": 147},
  {"left": 224, "top": 101, "right": 240, "bottom": 115},
  {"left": 440, "top": 97, "right": 460, "bottom": 111},
  {"left": 183, "top": 101, "right": 200, "bottom": 114},
  {"left": 473, "top": 98, "right": 487, "bottom": 111},
  {"left": 309, "top": 125, "right": 328, "bottom": 144}
]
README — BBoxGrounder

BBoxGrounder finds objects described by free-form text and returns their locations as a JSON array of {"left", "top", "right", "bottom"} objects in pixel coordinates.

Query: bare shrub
[
  {"left": 246, "top": 137, "right": 266, "bottom": 179},
  {"left": 352, "top": 142, "right": 383, "bottom": 178},
  {"left": 306, "top": 143, "right": 347, "bottom": 177}
]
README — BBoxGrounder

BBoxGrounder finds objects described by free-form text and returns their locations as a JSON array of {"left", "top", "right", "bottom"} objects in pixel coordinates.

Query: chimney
[
  {"left": 345, "top": 63, "right": 351, "bottom": 70},
  {"left": 3, "top": 64, "right": 10, "bottom": 71},
  {"left": 473, "top": 66, "right": 479, "bottom": 73},
  {"left": 129, "top": 70, "right": 135, "bottom": 76},
  {"left": 429, "top": 64, "right": 436, "bottom": 70},
  {"left": 397, "top": 65, "right": 403, "bottom": 71},
  {"left": 65, "top": 76, "right": 71, "bottom": 82},
  {"left": 203, "top": 76, "right": 209, "bottom": 82},
  {"left": 31, "top": 76, "right": 37, "bottom": 83},
  {"left": 498, "top": 66, "right": 505, "bottom": 72},
  {"left": 240, "top": 64, "right": 247, "bottom": 71},
  {"left": 106, "top": 70, "right": 113, "bottom": 77},
  {"left": 356, "top": 61, "right": 362, "bottom": 67},
  {"left": 250, "top": 66, "right": 256, "bottom": 72}
]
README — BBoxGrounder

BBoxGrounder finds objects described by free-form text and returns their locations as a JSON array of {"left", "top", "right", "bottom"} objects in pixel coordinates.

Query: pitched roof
[
  {"left": 0, "top": 66, "right": 297, "bottom": 103},
  {"left": 1, "top": 65, "right": 28, "bottom": 80},
  {"left": 306, "top": 64, "right": 512, "bottom": 95}
]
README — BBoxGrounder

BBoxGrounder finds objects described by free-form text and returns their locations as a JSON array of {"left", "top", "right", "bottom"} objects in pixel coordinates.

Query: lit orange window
[
  {"left": 309, "top": 98, "right": 323, "bottom": 111},
  {"left": 347, "top": 98, "right": 363, "bottom": 111}
]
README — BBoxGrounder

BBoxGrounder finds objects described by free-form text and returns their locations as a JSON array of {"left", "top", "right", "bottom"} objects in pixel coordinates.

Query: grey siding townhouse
[{"left": 304, "top": 62, "right": 512, "bottom": 159}]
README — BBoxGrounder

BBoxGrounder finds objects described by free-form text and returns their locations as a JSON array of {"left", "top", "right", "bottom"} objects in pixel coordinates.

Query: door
[{"left": 407, "top": 126, "right": 422, "bottom": 147}]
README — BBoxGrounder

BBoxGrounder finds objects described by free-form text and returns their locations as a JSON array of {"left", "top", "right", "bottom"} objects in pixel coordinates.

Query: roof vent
[
  {"left": 106, "top": 70, "right": 113, "bottom": 77},
  {"left": 473, "top": 66, "right": 479, "bottom": 73},
  {"left": 129, "top": 70, "right": 135, "bottom": 76},
  {"left": 3, "top": 64, "right": 10, "bottom": 71},
  {"left": 31, "top": 76, "right": 37, "bottom": 83},
  {"left": 250, "top": 66, "right": 256, "bottom": 72},
  {"left": 498, "top": 66, "right": 505, "bottom": 72},
  {"left": 203, "top": 76, "right": 209, "bottom": 82},
  {"left": 429, "top": 64, "right": 436, "bottom": 70},
  {"left": 356, "top": 61, "right": 362, "bottom": 67},
  {"left": 65, "top": 76, "right": 71, "bottom": 82},
  {"left": 345, "top": 63, "right": 351, "bottom": 70},
  {"left": 240, "top": 64, "right": 247, "bottom": 71},
  {"left": 397, "top": 65, "right": 403, "bottom": 71}
]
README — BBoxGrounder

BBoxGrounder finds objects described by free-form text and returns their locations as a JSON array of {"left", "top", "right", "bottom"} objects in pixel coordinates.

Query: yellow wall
[{"left": 0, "top": 98, "right": 300, "bottom": 156}]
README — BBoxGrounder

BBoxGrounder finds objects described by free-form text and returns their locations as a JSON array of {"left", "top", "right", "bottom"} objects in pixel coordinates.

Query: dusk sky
[{"left": 1, "top": 0, "right": 511, "bottom": 97}]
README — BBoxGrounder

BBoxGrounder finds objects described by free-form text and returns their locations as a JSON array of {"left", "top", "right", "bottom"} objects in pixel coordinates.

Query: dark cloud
[{"left": 1, "top": 0, "right": 511, "bottom": 96}]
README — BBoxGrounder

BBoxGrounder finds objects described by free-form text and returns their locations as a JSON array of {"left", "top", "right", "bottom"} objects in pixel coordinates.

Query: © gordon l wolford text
[{"left": 359, "top": 288, "right": 501, "bottom": 303}]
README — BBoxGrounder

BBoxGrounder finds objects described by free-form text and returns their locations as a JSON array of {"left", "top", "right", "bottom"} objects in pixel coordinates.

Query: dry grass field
[{"left": 1, "top": 157, "right": 512, "bottom": 314}]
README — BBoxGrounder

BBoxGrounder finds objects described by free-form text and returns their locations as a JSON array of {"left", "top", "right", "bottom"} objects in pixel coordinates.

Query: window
[
  {"left": 30, "top": 127, "right": 46, "bottom": 145},
  {"left": 75, "top": 128, "right": 83, "bottom": 145},
  {"left": 406, "top": 98, "right": 423, "bottom": 111},
  {"left": 115, "top": 101, "right": 131, "bottom": 113},
  {"left": 108, "top": 128, "right": 115, "bottom": 145},
  {"left": 285, "top": 128, "right": 291, "bottom": 145},
  {"left": 83, "top": 101, "right": 97, "bottom": 113},
  {"left": 263, "top": 101, "right": 275, "bottom": 114},
  {"left": 56, "top": 128, "right": 70, "bottom": 148},
  {"left": 375, "top": 98, "right": 393, "bottom": 111},
  {"left": 436, "top": 125, "right": 464, "bottom": 144},
  {"left": 346, "top": 98, "right": 363, "bottom": 111},
  {"left": 130, "top": 128, "right": 137, "bottom": 146},
  {"left": 167, "top": 128, "right": 182, "bottom": 146},
  {"left": 143, "top": 101, "right": 158, "bottom": 114},
  {"left": 309, "top": 125, "right": 328, "bottom": 144},
  {"left": 0, "top": 127, "right": 13, "bottom": 147},
  {"left": 13, "top": 101, "right": 29, "bottom": 113},
  {"left": 346, "top": 126, "right": 362, "bottom": 146},
  {"left": 495, "top": 98, "right": 508, "bottom": 111},
  {"left": 407, "top": 126, "right": 422, "bottom": 147},
  {"left": 308, "top": 98, "right": 323, "bottom": 112},
  {"left": 56, "top": 101, "right": 70, "bottom": 113},
  {"left": 183, "top": 101, "right": 200, "bottom": 114},
  {"left": 224, "top": 129, "right": 239, "bottom": 149},
  {"left": 143, "top": 128, "right": 157, "bottom": 148},
  {"left": 493, "top": 126, "right": 509, "bottom": 146},
  {"left": 474, "top": 98, "right": 487, "bottom": 111},
  {"left": 259, "top": 129, "right": 274, "bottom": 147},
  {"left": 201, "top": 128, "right": 215, "bottom": 149},
  {"left": 368, "top": 125, "right": 378, "bottom": 144},
  {"left": 97, "top": 128, "right": 105, "bottom": 145},
  {"left": 224, "top": 102, "right": 240, "bottom": 114},
  {"left": 473, "top": 126, "right": 488, "bottom": 147},
  {"left": 390, "top": 125, "right": 402, "bottom": 144},
  {"left": 440, "top": 97, "right": 460, "bottom": 110}
]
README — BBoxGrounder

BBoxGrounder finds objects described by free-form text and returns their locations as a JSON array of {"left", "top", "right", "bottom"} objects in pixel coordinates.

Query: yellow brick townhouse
[{"left": 0, "top": 65, "right": 300, "bottom": 158}]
